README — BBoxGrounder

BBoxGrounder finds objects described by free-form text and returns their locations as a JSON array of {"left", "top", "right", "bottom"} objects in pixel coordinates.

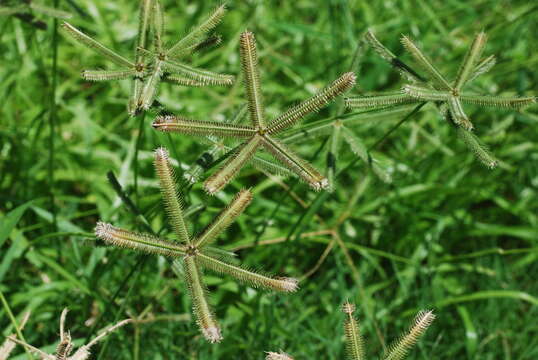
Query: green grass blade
[{"left": 29, "top": 3, "right": 72, "bottom": 19}]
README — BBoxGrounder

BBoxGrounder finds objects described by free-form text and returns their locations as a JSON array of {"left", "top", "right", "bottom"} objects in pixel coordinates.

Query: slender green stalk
[{"left": 0, "top": 289, "right": 33, "bottom": 360}]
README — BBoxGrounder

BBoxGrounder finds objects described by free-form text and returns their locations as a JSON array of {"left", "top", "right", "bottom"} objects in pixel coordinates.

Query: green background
[{"left": 1, "top": 0, "right": 537, "bottom": 358}]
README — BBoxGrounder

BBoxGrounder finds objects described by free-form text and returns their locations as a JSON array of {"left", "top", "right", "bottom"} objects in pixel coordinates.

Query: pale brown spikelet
[{"left": 265, "top": 351, "right": 294, "bottom": 360}]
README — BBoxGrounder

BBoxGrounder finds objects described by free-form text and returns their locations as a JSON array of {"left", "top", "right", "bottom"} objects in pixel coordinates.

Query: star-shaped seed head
[
  {"left": 153, "top": 30, "right": 356, "bottom": 194},
  {"left": 345, "top": 30, "right": 535, "bottom": 168},
  {"left": 95, "top": 147, "right": 298, "bottom": 343},
  {"left": 61, "top": 1, "right": 233, "bottom": 116}
]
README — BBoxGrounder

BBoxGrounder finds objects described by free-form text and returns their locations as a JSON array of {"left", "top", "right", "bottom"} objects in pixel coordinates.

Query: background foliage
[{"left": 1, "top": 0, "right": 537, "bottom": 359}]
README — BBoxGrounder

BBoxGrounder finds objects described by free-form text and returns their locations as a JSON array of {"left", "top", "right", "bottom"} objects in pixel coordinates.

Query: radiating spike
[
  {"left": 194, "top": 189, "right": 253, "bottom": 248},
  {"left": 342, "top": 302, "right": 365, "bottom": 360},
  {"left": 459, "top": 94, "right": 536, "bottom": 109},
  {"left": 457, "top": 127, "right": 498, "bottom": 168},
  {"left": 261, "top": 135, "right": 328, "bottom": 191},
  {"left": 268, "top": 72, "right": 356, "bottom": 134},
  {"left": 5, "top": 337, "right": 55, "bottom": 360},
  {"left": 383, "top": 310, "right": 435, "bottom": 360},
  {"left": 162, "top": 59, "right": 234, "bottom": 86},
  {"left": 364, "top": 29, "right": 423, "bottom": 83},
  {"left": 154, "top": 147, "right": 191, "bottom": 244},
  {"left": 152, "top": 0, "right": 165, "bottom": 53},
  {"left": 163, "top": 74, "right": 207, "bottom": 87},
  {"left": 454, "top": 32, "right": 487, "bottom": 90},
  {"left": 140, "top": 60, "right": 163, "bottom": 110},
  {"left": 153, "top": 115, "right": 256, "bottom": 138},
  {"left": 95, "top": 222, "right": 186, "bottom": 257},
  {"left": 447, "top": 96, "right": 474, "bottom": 130},
  {"left": 467, "top": 55, "right": 495, "bottom": 83},
  {"left": 403, "top": 84, "right": 450, "bottom": 101},
  {"left": 82, "top": 68, "right": 137, "bottom": 81},
  {"left": 239, "top": 31, "right": 266, "bottom": 128},
  {"left": 204, "top": 136, "right": 261, "bottom": 194},
  {"left": 250, "top": 154, "right": 297, "bottom": 178},
  {"left": 345, "top": 93, "right": 418, "bottom": 109},
  {"left": 196, "top": 253, "right": 298, "bottom": 292},
  {"left": 401, "top": 35, "right": 452, "bottom": 90},
  {"left": 167, "top": 3, "right": 227, "bottom": 57},
  {"left": 183, "top": 256, "right": 222, "bottom": 343},
  {"left": 61, "top": 22, "right": 134, "bottom": 68}
]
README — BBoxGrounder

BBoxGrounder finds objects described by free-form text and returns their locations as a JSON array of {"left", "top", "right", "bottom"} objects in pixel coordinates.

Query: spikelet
[
  {"left": 457, "top": 127, "right": 498, "bottom": 168},
  {"left": 400, "top": 35, "right": 451, "bottom": 90},
  {"left": 467, "top": 54, "right": 495, "bottom": 83},
  {"left": 196, "top": 253, "right": 299, "bottom": 292},
  {"left": 402, "top": 85, "right": 450, "bottom": 101},
  {"left": 154, "top": 147, "right": 191, "bottom": 244},
  {"left": 265, "top": 351, "right": 294, "bottom": 360},
  {"left": 195, "top": 189, "right": 253, "bottom": 248},
  {"left": 342, "top": 302, "right": 365, "bottom": 360},
  {"left": 82, "top": 69, "right": 137, "bottom": 82},
  {"left": 183, "top": 256, "right": 222, "bottom": 343},
  {"left": 447, "top": 96, "right": 474, "bottom": 131},
  {"left": 345, "top": 92, "right": 418, "bottom": 109},
  {"left": 261, "top": 136, "right": 328, "bottom": 191},
  {"left": 94, "top": 222, "right": 186, "bottom": 257},
  {"left": 204, "top": 136, "right": 261, "bottom": 194},
  {"left": 240, "top": 31, "right": 266, "bottom": 128},
  {"left": 161, "top": 60, "right": 234, "bottom": 86},
  {"left": 268, "top": 72, "right": 356, "bottom": 134},
  {"left": 383, "top": 310, "right": 435, "bottom": 360},
  {"left": 454, "top": 32, "right": 487, "bottom": 90},
  {"left": 459, "top": 94, "right": 536, "bottom": 109},
  {"left": 153, "top": 115, "right": 256, "bottom": 138}
]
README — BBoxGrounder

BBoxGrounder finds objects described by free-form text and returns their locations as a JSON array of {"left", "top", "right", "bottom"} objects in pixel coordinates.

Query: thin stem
[
  {"left": 0, "top": 289, "right": 33, "bottom": 360},
  {"left": 134, "top": 111, "right": 146, "bottom": 205}
]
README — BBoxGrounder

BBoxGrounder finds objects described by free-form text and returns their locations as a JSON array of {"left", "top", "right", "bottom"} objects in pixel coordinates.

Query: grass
[{"left": 1, "top": 0, "right": 537, "bottom": 359}]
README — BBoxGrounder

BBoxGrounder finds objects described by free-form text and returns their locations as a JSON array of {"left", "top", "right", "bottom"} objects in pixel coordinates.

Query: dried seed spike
[
  {"left": 457, "top": 127, "right": 498, "bottom": 168},
  {"left": 73, "top": 318, "right": 132, "bottom": 358},
  {"left": 162, "top": 59, "right": 234, "bottom": 85},
  {"left": 447, "top": 96, "right": 474, "bottom": 130},
  {"left": 454, "top": 32, "right": 487, "bottom": 90},
  {"left": 95, "top": 222, "right": 186, "bottom": 257},
  {"left": 268, "top": 72, "right": 356, "bottom": 134},
  {"left": 167, "top": 3, "right": 227, "bottom": 57},
  {"left": 403, "top": 84, "right": 450, "bottom": 101},
  {"left": 196, "top": 253, "right": 299, "bottom": 292},
  {"left": 194, "top": 189, "right": 253, "bottom": 248},
  {"left": 82, "top": 68, "right": 137, "bottom": 81},
  {"left": 61, "top": 22, "right": 134, "bottom": 68},
  {"left": 5, "top": 336, "right": 54, "bottom": 360},
  {"left": 342, "top": 302, "right": 365, "bottom": 360},
  {"left": 265, "top": 351, "right": 294, "bottom": 360},
  {"left": 400, "top": 35, "right": 452, "bottom": 90},
  {"left": 153, "top": 115, "right": 256, "bottom": 138},
  {"left": 364, "top": 29, "right": 423, "bottom": 83},
  {"left": 183, "top": 256, "right": 222, "bottom": 343},
  {"left": 204, "top": 136, "right": 261, "bottom": 195},
  {"left": 459, "top": 94, "right": 536, "bottom": 109},
  {"left": 0, "top": 311, "right": 31, "bottom": 360},
  {"left": 154, "top": 147, "right": 191, "bottom": 244},
  {"left": 344, "top": 92, "right": 418, "bottom": 109},
  {"left": 261, "top": 136, "right": 328, "bottom": 191},
  {"left": 467, "top": 54, "right": 496, "bottom": 83},
  {"left": 383, "top": 310, "right": 435, "bottom": 360},
  {"left": 240, "top": 31, "right": 266, "bottom": 129}
]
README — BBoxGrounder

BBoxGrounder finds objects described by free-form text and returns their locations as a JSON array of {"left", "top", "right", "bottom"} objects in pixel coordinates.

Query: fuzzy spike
[
  {"left": 467, "top": 54, "right": 496, "bottom": 83},
  {"left": 403, "top": 84, "right": 450, "bottom": 101},
  {"left": 82, "top": 68, "right": 137, "bottom": 81},
  {"left": 204, "top": 136, "right": 261, "bottom": 195},
  {"left": 240, "top": 31, "right": 266, "bottom": 129},
  {"left": 454, "top": 32, "right": 487, "bottom": 90},
  {"left": 153, "top": 115, "right": 256, "bottom": 138},
  {"left": 195, "top": 189, "right": 253, "bottom": 248},
  {"left": 457, "top": 127, "right": 498, "bottom": 168},
  {"left": 401, "top": 35, "right": 452, "bottom": 90},
  {"left": 344, "top": 93, "right": 418, "bottom": 109},
  {"left": 268, "top": 72, "right": 356, "bottom": 134},
  {"left": 447, "top": 96, "right": 474, "bottom": 130},
  {"left": 265, "top": 351, "right": 294, "bottom": 360},
  {"left": 383, "top": 310, "right": 435, "bottom": 360},
  {"left": 197, "top": 253, "right": 298, "bottom": 292},
  {"left": 183, "top": 256, "right": 222, "bottom": 343},
  {"left": 154, "top": 147, "right": 191, "bottom": 244},
  {"left": 261, "top": 136, "right": 328, "bottom": 191},
  {"left": 459, "top": 94, "right": 536, "bottom": 109},
  {"left": 162, "top": 59, "right": 234, "bottom": 86},
  {"left": 95, "top": 222, "right": 186, "bottom": 257},
  {"left": 342, "top": 302, "right": 365, "bottom": 360},
  {"left": 167, "top": 3, "right": 227, "bottom": 57},
  {"left": 61, "top": 22, "right": 134, "bottom": 68}
]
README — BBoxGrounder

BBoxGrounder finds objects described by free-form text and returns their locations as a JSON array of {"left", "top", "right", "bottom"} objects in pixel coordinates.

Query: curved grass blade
[{"left": 29, "top": 3, "right": 72, "bottom": 19}]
